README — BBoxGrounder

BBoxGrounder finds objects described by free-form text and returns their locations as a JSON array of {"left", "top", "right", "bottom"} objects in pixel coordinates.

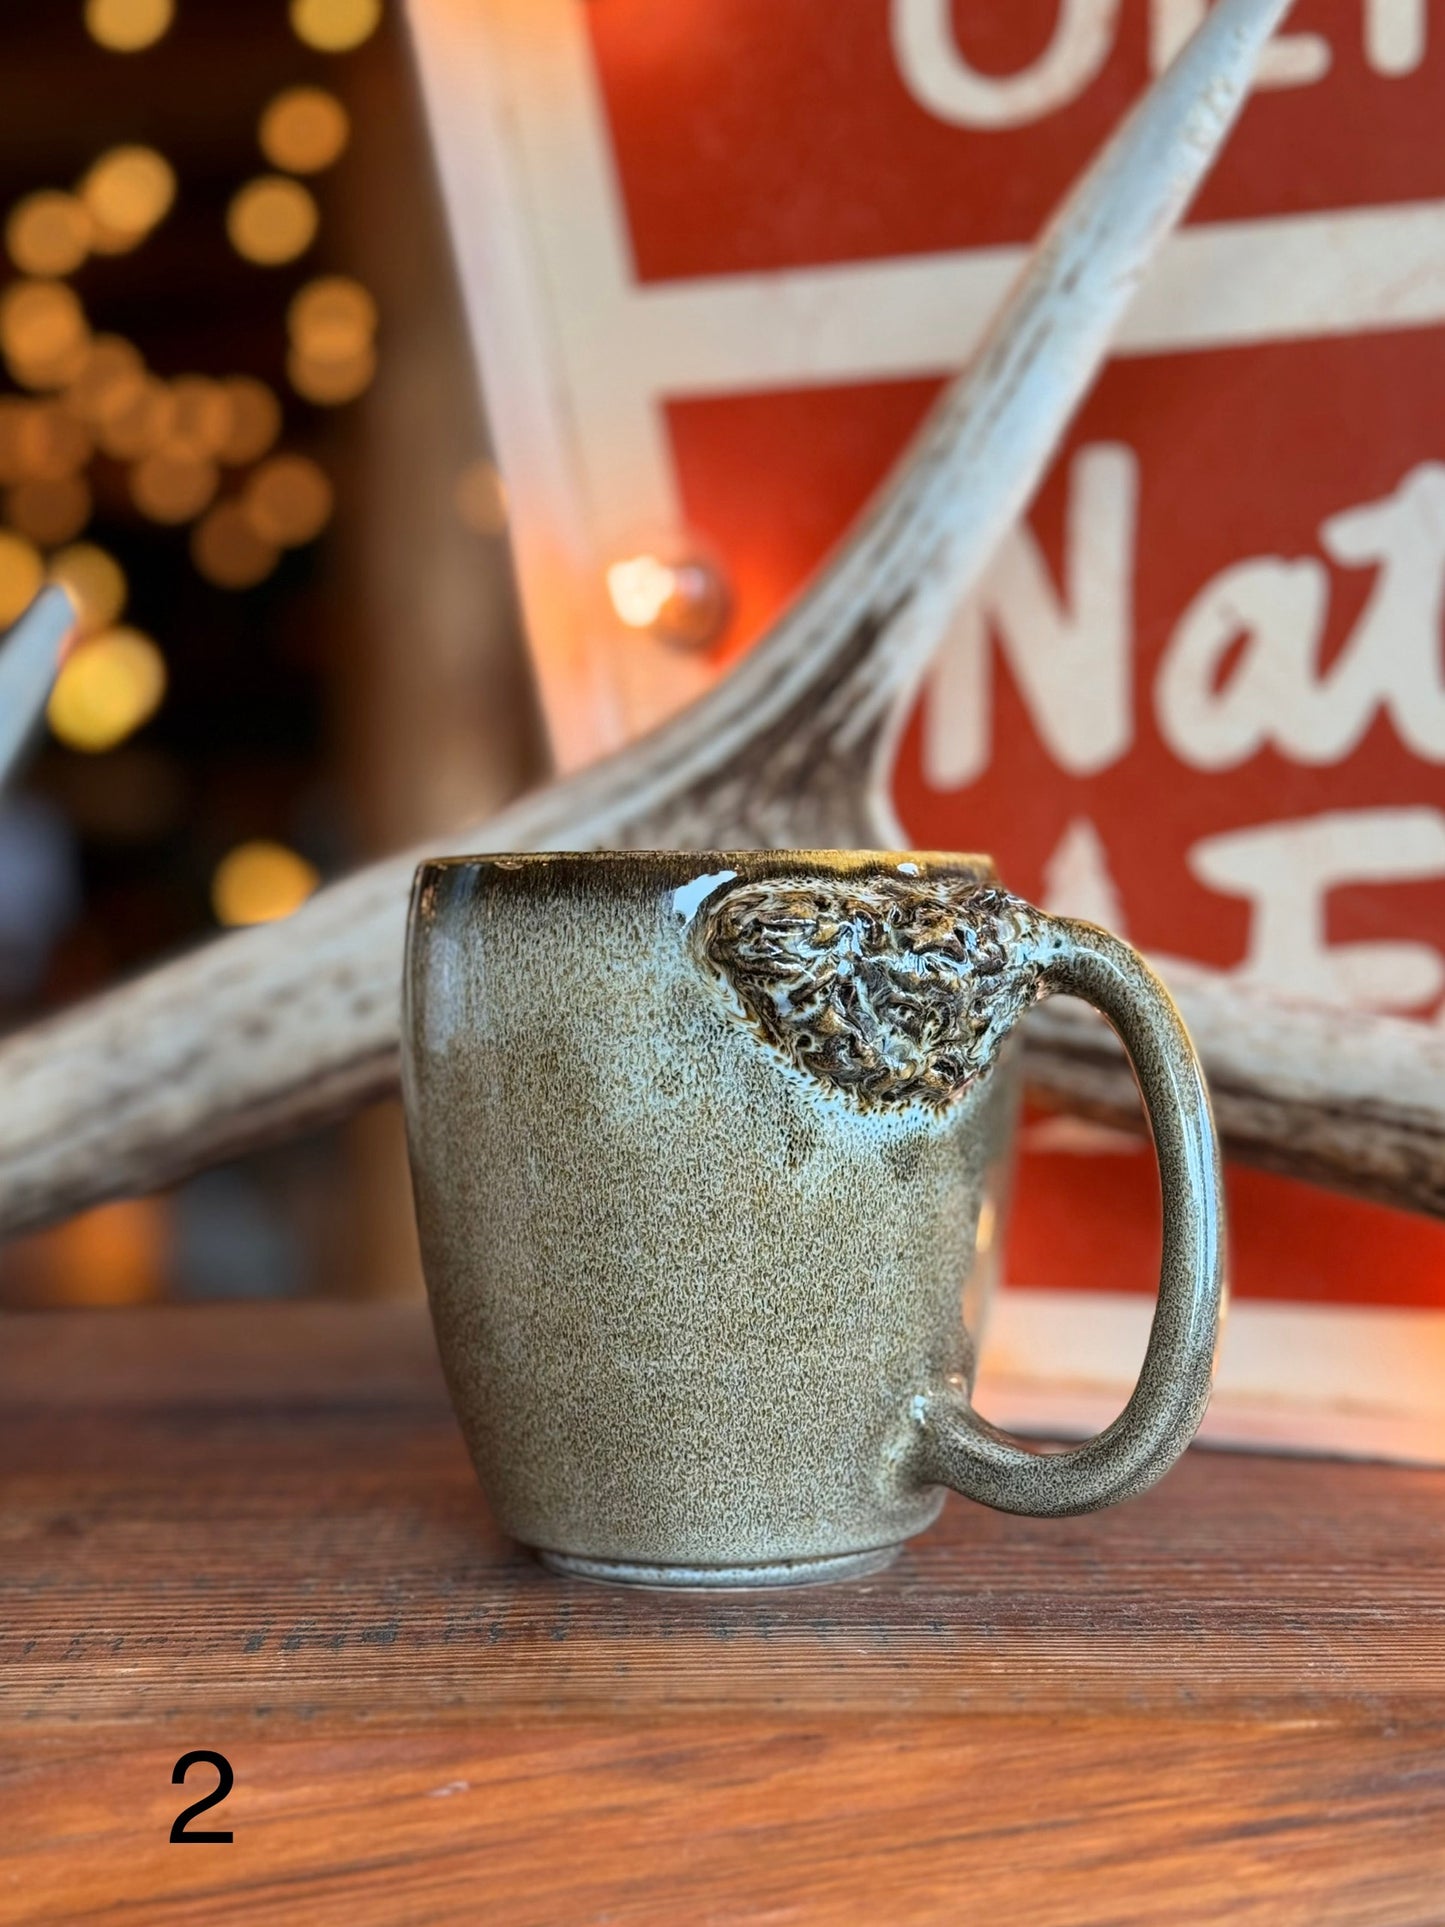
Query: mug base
[{"left": 535, "top": 1544, "right": 902, "bottom": 1590}]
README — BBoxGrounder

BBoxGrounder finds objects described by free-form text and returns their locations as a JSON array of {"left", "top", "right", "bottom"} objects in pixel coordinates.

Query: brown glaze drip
[{"left": 696, "top": 875, "right": 1045, "bottom": 1110}]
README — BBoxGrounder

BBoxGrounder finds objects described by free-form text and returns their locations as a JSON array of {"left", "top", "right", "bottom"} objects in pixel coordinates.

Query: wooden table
[{"left": 2, "top": 1304, "right": 1443, "bottom": 1925}]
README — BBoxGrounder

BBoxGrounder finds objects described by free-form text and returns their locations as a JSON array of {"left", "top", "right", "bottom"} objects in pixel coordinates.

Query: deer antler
[{"left": 16, "top": 0, "right": 1422, "bottom": 1245}]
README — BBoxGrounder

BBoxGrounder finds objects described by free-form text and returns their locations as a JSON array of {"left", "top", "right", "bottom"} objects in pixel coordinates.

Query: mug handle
[{"left": 912, "top": 916, "right": 1226, "bottom": 1517}]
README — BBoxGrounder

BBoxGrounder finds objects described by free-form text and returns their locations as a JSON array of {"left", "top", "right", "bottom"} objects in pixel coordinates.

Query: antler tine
[
  {"left": 630, "top": 0, "right": 1298, "bottom": 831},
  {"left": 0, "top": 0, "right": 1297, "bottom": 1238},
  {"left": 0, "top": 587, "right": 76, "bottom": 795}
]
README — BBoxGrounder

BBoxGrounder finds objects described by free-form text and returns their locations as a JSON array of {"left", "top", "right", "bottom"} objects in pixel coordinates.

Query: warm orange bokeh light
[
  {"left": 5, "top": 191, "right": 91, "bottom": 278},
  {"left": 260, "top": 86, "right": 351, "bottom": 174},
  {"left": 244, "top": 454, "right": 333, "bottom": 546},
  {"left": 226, "top": 177, "right": 319, "bottom": 266},
  {"left": 48, "top": 543, "right": 127, "bottom": 635},
  {"left": 84, "top": 0, "right": 175, "bottom": 54},
  {"left": 191, "top": 501, "right": 280, "bottom": 589},
  {"left": 212, "top": 840, "right": 321, "bottom": 926}
]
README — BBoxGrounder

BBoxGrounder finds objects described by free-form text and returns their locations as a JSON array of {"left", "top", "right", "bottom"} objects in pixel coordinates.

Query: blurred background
[{"left": 0, "top": 0, "right": 545, "bottom": 1308}]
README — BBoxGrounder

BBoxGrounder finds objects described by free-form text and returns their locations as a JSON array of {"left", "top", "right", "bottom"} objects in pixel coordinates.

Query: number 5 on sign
[{"left": 169, "top": 1750, "right": 234, "bottom": 1844}]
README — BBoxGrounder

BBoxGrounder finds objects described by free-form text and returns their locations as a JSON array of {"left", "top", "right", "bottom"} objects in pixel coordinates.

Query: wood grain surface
[{"left": 2, "top": 1303, "right": 1443, "bottom": 1925}]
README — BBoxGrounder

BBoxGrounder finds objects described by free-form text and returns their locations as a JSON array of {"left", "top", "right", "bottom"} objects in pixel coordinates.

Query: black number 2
[{"left": 169, "top": 1750, "right": 235, "bottom": 1844}]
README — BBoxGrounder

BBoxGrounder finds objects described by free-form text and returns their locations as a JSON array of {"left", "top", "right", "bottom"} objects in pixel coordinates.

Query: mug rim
[{"left": 414, "top": 848, "right": 1000, "bottom": 880}]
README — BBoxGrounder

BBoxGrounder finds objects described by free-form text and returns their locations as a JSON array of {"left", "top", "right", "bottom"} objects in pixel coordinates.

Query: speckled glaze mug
[{"left": 403, "top": 851, "right": 1223, "bottom": 1590}]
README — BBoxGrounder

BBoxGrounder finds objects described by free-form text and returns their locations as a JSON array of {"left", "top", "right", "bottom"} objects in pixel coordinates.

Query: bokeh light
[
  {"left": 79, "top": 145, "right": 176, "bottom": 249},
  {"left": 84, "top": 0, "right": 175, "bottom": 53},
  {"left": 6, "top": 191, "right": 91, "bottom": 277},
  {"left": 15, "top": 402, "right": 92, "bottom": 480},
  {"left": 286, "top": 275, "right": 377, "bottom": 405},
  {"left": 130, "top": 449, "right": 219, "bottom": 524},
  {"left": 260, "top": 87, "right": 351, "bottom": 174},
  {"left": 287, "top": 275, "right": 376, "bottom": 358},
  {"left": 215, "top": 376, "right": 281, "bottom": 465},
  {"left": 167, "top": 376, "right": 231, "bottom": 459},
  {"left": 211, "top": 839, "right": 320, "bottom": 927},
  {"left": 244, "top": 453, "right": 333, "bottom": 545},
  {"left": 191, "top": 501, "right": 280, "bottom": 589},
  {"left": 66, "top": 334, "right": 146, "bottom": 426},
  {"left": 47, "top": 626, "right": 166, "bottom": 752},
  {"left": 0, "top": 529, "right": 44, "bottom": 628},
  {"left": 290, "top": 0, "right": 382, "bottom": 55},
  {"left": 93, "top": 372, "right": 175, "bottom": 460},
  {"left": 226, "top": 177, "right": 318, "bottom": 266},
  {"left": 1, "top": 280, "right": 89, "bottom": 388},
  {"left": 47, "top": 543, "right": 127, "bottom": 635},
  {"left": 7, "top": 473, "right": 92, "bottom": 545},
  {"left": 9, "top": 336, "right": 91, "bottom": 393},
  {"left": 287, "top": 339, "right": 375, "bottom": 404},
  {"left": 607, "top": 553, "right": 680, "bottom": 630},
  {"left": 605, "top": 546, "right": 730, "bottom": 649}
]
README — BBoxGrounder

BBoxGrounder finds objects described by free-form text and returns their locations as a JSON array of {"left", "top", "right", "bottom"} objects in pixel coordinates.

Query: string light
[
  {"left": 84, "top": 0, "right": 175, "bottom": 52},
  {"left": 11, "top": 336, "right": 91, "bottom": 393},
  {"left": 65, "top": 334, "right": 145, "bottom": 426},
  {"left": 243, "top": 454, "right": 332, "bottom": 545},
  {"left": 259, "top": 87, "right": 351, "bottom": 174},
  {"left": 79, "top": 146, "right": 176, "bottom": 250},
  {"left": 287, "top": 339, "right": 374, "bottom": 404},
  {"left": 191, "top": 501, "right": 279, "bottom": 589},
  {"left": 211, "top": 839, "right": 320, "bottom": 927},
  {"left": 0, "top": 530, "right": 43, "bottom": 628},
  {"left": 215, "top": 376, "right": 281, "bottom": 464},
  {"left": 93, "top": 373, "right": 174, "bottom": 460},
  {"left": 453, "top": 458, "right": 508, "bottom": 536},
  {"left": 285, "top": 275, "right": 377, "bottom": 405},
  {"left": 6, "top": 474, "right": 92, "bottom": 546},
  {"left": 289, "top": 0, "right": 382, "bottom": 54},
  {"left": 607, "top": 554, "right": 677, "bottom": 630},
  {"left": 167, "top": 376, "right": 231, "bottom": 459},
  {"left": 130, "top": 449, "right": 218, "bottom": 524},
  {"left": 287, "top": 276, "right": 376, "bottom": 358},
  {"left": 226, "top": 177, "right": 318, "bottom": 266},
  {"left": 15, "top": 403, "right": 92, "bottom": 480},
  {"left": 6, "top": 17, "right": 376, "bottom": 712},
  {"left": 6, "top": 192, "right": 91, "bottom": 278},
  {"left": 47, "top": 626, "right": 166, "bottom": 752},
  {"left": 1, "top": 281, "right": 88, "bottom": 373},
  {"left": 605, "top": 544, "right": 730, "bottom": 650},
  {"left": 47, "top": 543, "right": 127, "bottom": 634}
]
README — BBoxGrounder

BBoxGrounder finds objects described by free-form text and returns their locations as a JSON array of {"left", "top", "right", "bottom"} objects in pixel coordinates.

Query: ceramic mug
[{"left": 403, "top": 850, "right": 1223, "bottom": 1589}]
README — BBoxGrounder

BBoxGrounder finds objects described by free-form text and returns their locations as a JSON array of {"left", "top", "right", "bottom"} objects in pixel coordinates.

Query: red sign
[{"left": 587, "top": 0, "right": 1445, "bottom": 1310}]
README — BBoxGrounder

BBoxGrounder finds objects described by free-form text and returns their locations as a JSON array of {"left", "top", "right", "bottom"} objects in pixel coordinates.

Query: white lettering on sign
[
  {"left": 928, "top": 455, "right": 1445, "bottom": 785},
  {"left": 1366, "top": 0, "right": 1428, "bottom": 75},
  {"left": 1158, "top": 464, "right": 1445, "bottom": 770},
  {"left": 1319, "top": 466, "right": 1445, "bottom": 762},
  {"left": 925, "top": 443, "right": 1136, "bottom": 789},
  {"left": 894, "top": 0, "right": 1428, "bottom": 126},
  {"left": 1155, "top": 555, "right": 1332, "bottom": 768},
  {"left": 1038, "top": 809, "right": 1445, "bottom": 1010},
  {"left": 1041, "top": 816, "right": 1131, "bottom": 930},
  {"left": 1189, "top": 808, "right": 1445, "bottom": 1007},
  {"left": 890, "top": 0, "right": 1120, "bottom": 128}
]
